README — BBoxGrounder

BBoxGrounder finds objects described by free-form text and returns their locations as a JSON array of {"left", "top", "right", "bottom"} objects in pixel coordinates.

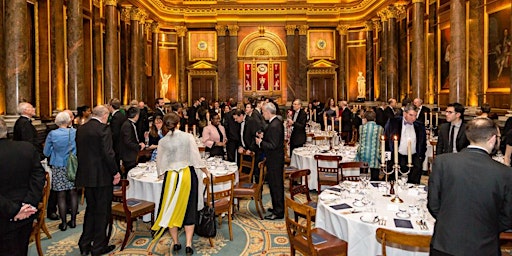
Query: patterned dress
[{"left": 355, "top": 121, "right": 383, "bottom": 169}]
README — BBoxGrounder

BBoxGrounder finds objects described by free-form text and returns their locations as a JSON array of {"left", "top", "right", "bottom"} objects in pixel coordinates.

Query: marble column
[
  {"left": 365, "top": 22, "right": 374, "bottom": 101},
  {"left": 386, "top": 6, "right": 399, "bottom": 101},
  {"left": 138, "top": 19, "right": 147, "bottom": 102},
  {"left": 398, "top": 14, "right": 408, "bottom": 100},
  {"left": 50, "top": 0, "right": 66, "bottom": 112},
  {"left": 285, "top": 25, "right": 296, "bottom": 101},
  {"left": 372, "top": 19, "right": 382, "bottom": 101},
  {"left": 66, "top": 0, "right": 84, "bottom": 110},
  {"left": 120, "top": 8, "right": 130, "bottom": 104},
  {"left": 298, "top": 25, "right": 309, "bottom": 101},
  {"left": 216, "top": 25, "right": 227, "bottom": 101},
  {"left": 0, "top": 0, "right": 5, "bottom": 114},
  {"left": 378, "top": 11, "right": 388, "bottom": 101},
  {"left": 337, "top": 25, "right": 349, "bottom": 101},
  {"left": 449, "top": 0, "right": 466, "bottom": 104},
  {"left": 104, "top": 0, "right": 119, "bottom": 102},
  {"left": 176, "top": 26, "right": 188, "bottom": 102},
  {"left": 228, "top": 25, "right": 239, "bottom": 101},
  {"left": 411, "top": 0, "right": 426, "bottom": 101},
  {"left": 468, "top": 0, "right": 483, "bottom": 107},
  {"left": 152, "top": 22, "right": 160, "bottom": 101},
  {"left": 130, "top": 8, "right": 141, "bottom": 102},
  {"left": 92, "top": 2, "right": 103, "bottom": 105}
]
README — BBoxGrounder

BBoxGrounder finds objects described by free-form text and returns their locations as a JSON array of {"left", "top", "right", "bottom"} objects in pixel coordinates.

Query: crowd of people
[{"left": 2, "top": 96, "right": 512, "bottom": 255}]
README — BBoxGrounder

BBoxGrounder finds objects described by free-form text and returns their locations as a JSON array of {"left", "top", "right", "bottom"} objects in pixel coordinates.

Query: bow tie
[{"left": 404, "top": 122, "right": 413, "bottom": 126}]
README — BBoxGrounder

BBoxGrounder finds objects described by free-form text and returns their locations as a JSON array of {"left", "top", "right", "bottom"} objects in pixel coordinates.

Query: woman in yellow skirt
[{"left": 152, "top": 112, "right": 208, "bottom": 255}]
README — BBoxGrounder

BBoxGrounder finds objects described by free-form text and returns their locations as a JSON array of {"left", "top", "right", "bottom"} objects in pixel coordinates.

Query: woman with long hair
[
  {"left": 146, "top": 115, "right": 166, "bottom": 161},
  {"left": 151, "top": 112, "right": 209, "bottom": 255}
]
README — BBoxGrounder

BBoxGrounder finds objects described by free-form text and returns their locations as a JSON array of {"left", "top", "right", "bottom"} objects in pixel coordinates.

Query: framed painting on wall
[
  {"left": 307, "top": 30, "right": 336, "bottom": 60},
  {"left": 439, "top": 27, "right": 450, "bottom": 90},
  {"left": 487, "top": 6, "right": 511, "bottom": 89},
  {"left": 188, "top": 31, "right": 217, "bottom": 61}
]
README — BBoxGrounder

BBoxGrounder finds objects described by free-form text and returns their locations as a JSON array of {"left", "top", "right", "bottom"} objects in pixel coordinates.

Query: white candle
[
  {"left": 193, "top": 125, "right": 196, "bottom": 136},
  {"left": 331, "top": 117, "right": 335, "bottom": 131},
  {"left": 206, "top": 112, "right": 210, "bottom": 126},
  {"left": 185, "top": 125, "right": 188, "bottom": 133},
  {"left": 429, "top": 112, "right": 433, "bottom": 126},
  {"left": 424, "top": 112, "right": 428, "bottom": 125},
  {"left": 407, "top": 139, "right": 412, "bottom": 164},
  {"left": 381, "top": 135, "right": 386, "bottom": 164},
  {"left": 393, "top": 135, "right": 399, "bottom": 164},
  {"left": 338, "top": 117, "right": 342, "bottom": 133},
  {"left": 324, "top": 116, "right": 327, "bottom": 131},
  {"left": 435, "top": 113, "right": 439, "bottom": 127},
  {"left": 310, "top": 110, "right": 313, "bottom": 122},
  {"left": 313, "top": 110, "right": 316, "bottom": 122}
]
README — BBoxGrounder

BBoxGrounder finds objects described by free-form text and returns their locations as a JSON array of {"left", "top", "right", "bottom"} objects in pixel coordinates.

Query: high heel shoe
[
  {"left": 173, "top": 244, "right": 182, "bottom": 251},
  {"left": 67, "top": 220, "right": 76, "bottom": 228},
  {"left": 186, "top": 246, "right": 193, "bottom": 255},
  {"left": 58, "top": 222, "right": 67, "bottom": 231}
]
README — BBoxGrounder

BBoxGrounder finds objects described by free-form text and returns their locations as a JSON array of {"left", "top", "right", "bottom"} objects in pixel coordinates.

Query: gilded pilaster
[
  {"left": 298, "top": 25, "right": 308, "bottom": 100},
  {"left": 215, "top": 25, "right": 227, "bottom": 36},
  {"left": 92, "top": 4, "right": 104, "bottom": 105},
  {"left": 468, "top": 0, "right": 484, "bottom": 107},
  {"left": 105, "top": 1, "right": 119, "bottom": 101},
  {"left": 286, "top": 25, "right": 297, "bottom": 100},
  {"left": 411, "top": 0, "right": 426, "bottom": 101},
  {"left": 449, "top": 0, "right": 466, "bottom": 104},
  {"left": 151, "top": 22, "right": 160, "bottom": 101},
  {"left": 378, "top": 10, "right": 388, "bottom": 100},
  {"left": 216, "top": 25, "right": 227, "bottom": 100},
  {"left": 50, "top": 0, "right": 66, "bottom": 111},
  {"left": 386, "top": 5, "right": 398, "bottom": 100},
  {"left": 228, "top": 25, "right": 239, "bottom": 99},
  {"left": 285, "top": 25, "right": 297, "bottom": 36},
  {"left": 130, "top": 8, "right": 141, "bottom": 101},
  {"left": 298, "top": 25, "right": 309, "bottom": 35},
  {"left": 176, "top": 26, "right": 188, "bottom": 102},
  {"left": 337, "top": 25, "right": 349, "bottom": 100},
  {"left": 365, "top": 21, "right": 374, "bottom": 100},
  {"left": 120, "top": 7, "right": 131, "bottom": 104}
]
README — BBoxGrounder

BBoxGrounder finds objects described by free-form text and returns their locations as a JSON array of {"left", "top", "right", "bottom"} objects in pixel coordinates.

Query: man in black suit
[
  {"left": 224, "top": 101, "right": 240, "bottom": 162},
  {"left": 384, "top": 104, "right": 427, "bottom": 184},
  {"left": 0, "top": 117, "right": 45, "bottom": 255},
  {"left": 287, "top": 99, "right": 307, "bottom": 156},
  {"left": 413, "top": 98, "right": 431, "bottom": 125},
  {"left": 76, "top": 105, "right": 120, "bottom": 256},
  {"left": 154, "top": 97, "right": 166, "bottom": 119},
  {"left": 120, "top": 107, "right": 145, "bottom": 177},
  {"left": 108, "top": 98, "right": 126, "bottom": 170},
  {"left": 384, "top": 98, "right": 397, "bottom": 119},
  {"left": 13, "top": 102, "right": 43, "bottom": 159},
  {"left": 339, "top": 100, "right": 353, "bottom": 142},
  {"left": 256, "top": 103, "right": 284, "bottom": 220},
  {"left": 428, "top": 118, "right": 512, "bottom": 255},
  {"left": 234, "top": 109, "right": 263, "bottom": 181},
  {"left": 375, "top": 101, "right": 388, "bottom": 127},
  {"left": 436, "top": 102, "right": 469, "bottom": 155},
  {"left": 136, "top": 101, "right": 149, "bottom": 142}
]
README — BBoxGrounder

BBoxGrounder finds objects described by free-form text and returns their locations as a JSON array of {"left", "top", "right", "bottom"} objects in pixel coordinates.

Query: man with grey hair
[
  {"left": 76, "top": 105, "right": 120, "bottom": 255},
  {"left": 0, "top": 117, "right": 46, "bottom": 254},
  {"left": 13, "top": 102, "right": 43, "bottom": 159},
  {"left": 288, "top": 99, "right": 307, "bottom": 155},
  {"left": 428, "top": 118, "right": 512, "bottom": 255},
  {"left": 256, "top": 103, "right": 284, "bottom": 220},
  {"left": 413, "top": 98, "right": 430, "bottom": 124}
]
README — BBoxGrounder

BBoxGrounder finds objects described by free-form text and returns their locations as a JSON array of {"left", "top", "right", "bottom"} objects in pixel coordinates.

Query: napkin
[
  {"left": 370, "top": 183, "right": 379, "bottom": 188},
  {"left": 330, "top": 203, "right": 352, "bottom": 210},
  {"left": 394, "top": 219, "right": 414, "bottom": 229},
  {"left": 326, "top": 187, "right": 342, "bottom": 193}
]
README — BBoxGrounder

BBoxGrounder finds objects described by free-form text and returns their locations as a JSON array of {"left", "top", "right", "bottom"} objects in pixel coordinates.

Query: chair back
[
  {"left": 119, "top": 179, "right": 131, "bottom": 214},
  {"left": 313, "top": 136, "right": 330, "bottom": 146},
  {"left": 238, "top": 151, "right": 255, "bottom": 183},
  {"left": 30, "top": 172, "right": 52, "bottom": 256},
  {"left": 375, "top": 228, "right": 432, "bottom": 256},
  {"left": 198, "top": 146, "right": 206, "bottom": 158},
  {"left": 285, "top": 196, "right": 316, "bottom": 255},
  {"left": 340, "top": 161, "right": 369, "bottom": 181},
  {"left": 289, "top": 169, "right": 312, "bottom": 202},
  {"left": 314, "top": 154, "right": 342, "bottom": 191},
  {"left": 203, "top": 173, "right": 236, "bottom": 212},
  {"left": 256, "top": 158, "right": 268, "bottom": 192},
  {"left": 39, "top": 172, "right": 51, "bottom": 221}
]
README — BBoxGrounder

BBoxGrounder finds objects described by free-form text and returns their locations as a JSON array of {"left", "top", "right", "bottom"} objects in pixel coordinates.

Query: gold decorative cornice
[
  {"left": 298, "top": 25, "right": 309, "bottom": 35},
  {"left": 364, "top": 21, "right": 373, "bottom": 31},
  {"left": 372, "top": 18, "right": 381, "bottom": 32},
  {"left": 336, "top": 25, "right": 349, "bottom": 35},
  {"left": 227, "top": 25, "right": 239, "bottom": 36},
  {"left": 121, "top": 7, "right": 131, "bottom": 22},
  {"left": 104, "top": 0, "right": 117, "bottom": 6},
  {"left": 215, "top": 25, "right": 227, "bottom": 36},
  {"left": 175, "top": 26, "right": 188, "bottom": 37},
  {"left": 285, "top": 25, "right": 297, "bottom": 35},
  {"left": 151, "top": 22, "right": 160, "bottom": 33}
]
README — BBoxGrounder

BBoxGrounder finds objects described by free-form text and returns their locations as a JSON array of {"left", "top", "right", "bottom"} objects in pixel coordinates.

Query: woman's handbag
[
  {"left": 66, "top": 129, "right": 78, "bottom": 181},
  {"left": 195, "top": 174, "right": 216, "bottom": 238}
]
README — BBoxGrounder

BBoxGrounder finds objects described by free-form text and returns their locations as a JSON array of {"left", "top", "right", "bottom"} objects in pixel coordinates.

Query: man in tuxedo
[
  {"left": 120, "top": 107, "right": 145, "bottom": 177},
  {"left": 154, "top": 97, "right": 166, "bottom": 118},
  {"left": 188, "top": 99, "right": 200, "bottom": 128},
  {"left": 339, "top": 100, "right": 353, "bottom": 142},
  {"left": 428, "top": 118, "right": 512, "bottom": 255},
  {"left": 385, "top": 98, "right": 397, "bottom": 119},
  {"left": 256, "top": 103, "right": 284, "bottom": 220},
  {"left": 224, "top": 101, "right": 240, "bottom": 162},
  {"left": 0, "top": 117, "right": 45, "bottom": 255},
  {"left": 384, "top": 104, "right": 427, "bottom": 184},
  {"left": 234, "top": 109, "right": 263, "bottom": 181},
  {"left": 108, "top": 98, "right": 126, "bottom": 169},
  {"left": 76, "top": 105, "right": 120, "bottom": 256},
  {"left": 436, "top": 103, "right": 469, "bottom": 155},
  {"left": 136, "top": 101, "right": 149, "bottom": 142},
  {"left": 375, "top": 101, "right": 388, "bottom": 127},
  {"left": 13, "top": 102, "right": 43, "bottom": 159},
  {"left": 413, "top": 98, "right": 430, "bottom": 125},
  {"left": 288, "top": 99, "right": 307, "bottom": 156}
]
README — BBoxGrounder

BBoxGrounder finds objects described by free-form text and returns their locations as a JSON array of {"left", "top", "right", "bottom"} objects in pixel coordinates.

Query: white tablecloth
[
  {"left": 290, "top": 145, "right": 357, "bottom": 191},
  {"left": 315, "top": 182, "right": 434, "bottom": 256},
  {"left": 126, "top": 160, "right": 238, "bottom": 221}
]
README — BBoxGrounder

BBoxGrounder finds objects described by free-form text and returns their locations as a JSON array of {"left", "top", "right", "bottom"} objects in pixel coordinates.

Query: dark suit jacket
[
  {"left": 251, "top": 109, "right": 266, "bottom": 129},
  {"left": 416, "top": 105, "right": 431, "bottom": 124},
  {"left": 136, "top": 107, "right": 149, "bottom": 141},
  {"left": 224, "top": 109, "right": 240, "bottom": 142},
  {"left": 119, "top": 120, "right": 140, "bottom": 166},
  {"left": 290, "top": 109, "right": 307, "bottom": 147},
  {"left": 109, "top": 111, "right": 126, "bottom": 156},
  {"left": 428, "top": 148, "right": 512, "bottom": 255},
  {"left": 240, "top": 115, "right": 262, "bottom": 152},
  {"left": 341, "top": 107, "right": 353, "bottom": 132},
  {"left": 384, "top": 117, "right": 427, "bottom": 159},
  {"left": 384, "top": 106, "right": 395, "bottom": 120},
  {"left": 260, "top": 117, "right": 284, "bottom": 171},
  {"left": 375, "top": 107, "right": 387, "bottom": 127},
  {"left": 154, "top": 108, "right": 165, "bottom": 119},
  {"left": 0, "top": 139, "right": 45, "bottom": 235},
  {"left": 13, "top": 116, "right": 43, "bottom": 158},
  {"left": 76, "top": 119, "right": 118, "bottom": 188},
  {"left": 436, "top": 122, "right": 469, "bottom": 155}
]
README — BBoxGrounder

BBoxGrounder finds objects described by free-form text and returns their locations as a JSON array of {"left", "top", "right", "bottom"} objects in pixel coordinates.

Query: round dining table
[
  {"left": 315, "top": 181, "right": 434, "bottom": 256},
  {"left": 126, "top": 159, "right": 238, "bottom": 221}
]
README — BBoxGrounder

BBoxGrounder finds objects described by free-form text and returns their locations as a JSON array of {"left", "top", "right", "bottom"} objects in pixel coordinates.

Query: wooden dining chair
[
  {"left": 198, "top": 146, "right": 206, "bottom": 158},
  {"left": 285, "top": 197, "right": 348, "bottom": 256},
  {"left": 30, "top": 172, "right": 52, "bottom": 256},
  {"left": 203, "top": 173, "right": 236, "bottom": 247},
  {"left": 499, "top": 231, "right": 512, "bottom": 250},
  {"left": 313, "top": 136, "right": 330, "bottom": 146},
  {"left": 238, "top": 151, "right": 255, "bottom": 183},
  {"left": 340, "top": 161, "right": 369, "bottom": 181},
  {"left": 314, "top": 154, "right": 343, "bottom": 192},
  {"left": 111, "top": 179, "right": 155, "bottom": 250},
  {"left": 233, "top": 158, "right": 267, "bottom": 219},
  {"left": 289, "top": 169, "right": 316, "bottom": 222},
  {"left": 375, "top": 228, "right": 432, "bottom": 256}
]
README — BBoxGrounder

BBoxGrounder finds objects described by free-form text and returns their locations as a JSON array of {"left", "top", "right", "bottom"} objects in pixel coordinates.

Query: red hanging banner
[
  {"left": 256, "top": 63, "right": 269, "bottom": 91},
  {"left": 244, "top": 64, "right": 252, "bottom": 91},
  {"left": 273, "top": 63, "right": 281, "bottom": 91}
]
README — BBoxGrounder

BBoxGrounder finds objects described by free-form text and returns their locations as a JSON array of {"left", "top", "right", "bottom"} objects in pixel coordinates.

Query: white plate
[
  {"left": 360, "top": 214, "right": 379, "bottom": 223},
  {"left": 396, "top": 211, "right": 411, "bottom": 219},
  {"left": 319, "top": 193, "right": 338, "bottom": 202},
  {"left": 353, "top": 200, "right": 366, "bottom": 207}
]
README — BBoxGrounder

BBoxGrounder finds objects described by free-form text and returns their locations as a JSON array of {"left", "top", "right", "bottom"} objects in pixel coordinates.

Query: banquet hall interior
[{"left": 2, "top": 0, "right": 512, "bottom": 255}]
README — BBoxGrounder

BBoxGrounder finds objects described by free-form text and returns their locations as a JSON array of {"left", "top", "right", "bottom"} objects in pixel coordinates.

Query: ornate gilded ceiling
[{"left": 120, "top": 0, "right": 401, "bottom": 27}]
